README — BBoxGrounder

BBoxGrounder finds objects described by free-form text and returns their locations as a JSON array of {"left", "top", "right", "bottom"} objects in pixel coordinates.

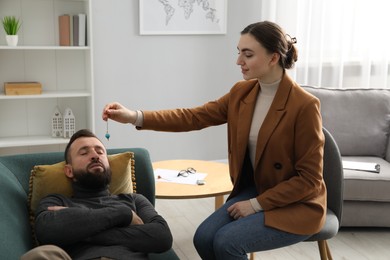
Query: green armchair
[{"left": 0, "top": 148, "right": 178, "bottom": 260}]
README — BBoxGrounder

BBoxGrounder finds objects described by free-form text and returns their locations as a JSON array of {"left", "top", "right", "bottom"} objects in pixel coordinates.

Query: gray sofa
[{"left": 303, "top": 86, "right": 390, "bottom": 227}]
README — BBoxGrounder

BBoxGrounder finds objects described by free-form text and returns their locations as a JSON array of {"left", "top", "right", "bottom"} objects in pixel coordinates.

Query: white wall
[{"left": 92, "top": 0, "right": 262, "bottom": 162}]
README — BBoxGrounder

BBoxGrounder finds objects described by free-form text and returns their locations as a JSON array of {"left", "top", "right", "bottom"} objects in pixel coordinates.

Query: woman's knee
[
  {"left": 213, "top": 228, "right": 233, "bottom": 251},
  {"left": 193, "top": 222, "right": 213, "bottom": 248},
  {"left": 213, "top": 229, "right": 247, "bottom": 260}
]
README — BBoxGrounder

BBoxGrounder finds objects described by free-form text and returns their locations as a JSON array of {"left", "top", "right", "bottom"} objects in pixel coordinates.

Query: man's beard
[{"left": 72, "top": 162, "right": 112, "bottom": 190}]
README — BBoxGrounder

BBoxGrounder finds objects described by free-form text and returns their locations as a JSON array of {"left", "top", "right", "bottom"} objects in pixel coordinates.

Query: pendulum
[
  {"left": 105, "top": 121, "right": 110, "bottom": 140},
  {"left": 105, "top": 120, "right": 110, "bottom": 140}
]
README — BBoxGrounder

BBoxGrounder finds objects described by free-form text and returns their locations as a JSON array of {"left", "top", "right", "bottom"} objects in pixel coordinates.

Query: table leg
[{"left": 215, "top": 195, "right": 224, "bottom": 210}]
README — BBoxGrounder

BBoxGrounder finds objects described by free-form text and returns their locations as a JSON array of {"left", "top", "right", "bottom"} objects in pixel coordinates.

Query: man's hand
[
  {"left": 227, "top": 200, "right": 255, "bottom": 219},
  {"left": 47, "top": 206, "right": 68, "bottom": 211},
  {"left": 131, "top": 210, "right": 144, "bottom": 225}
]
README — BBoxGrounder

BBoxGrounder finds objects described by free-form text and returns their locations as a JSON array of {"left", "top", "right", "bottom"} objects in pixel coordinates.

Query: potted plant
[{"left": 2, "top": 16, "right": 21, "bottom": 46}]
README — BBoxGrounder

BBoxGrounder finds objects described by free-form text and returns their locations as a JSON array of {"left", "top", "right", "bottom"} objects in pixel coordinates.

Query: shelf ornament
[
  {"left": 51, "top": 107, "right": 63, "bottom": 138},
  {"left": 63, "top": 107, "right": 76, "bottom": 138},
  {"left": 2, "top": 16, "right": 21, "bottom": 46}
]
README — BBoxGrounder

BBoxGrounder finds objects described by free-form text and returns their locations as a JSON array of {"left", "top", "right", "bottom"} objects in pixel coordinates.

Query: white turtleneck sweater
[
  {"left": 248, "top": 79, "right": 281, "bottom": 212},
  {"left": 248, "top": 79, "right": 281, "bottom": 167}
]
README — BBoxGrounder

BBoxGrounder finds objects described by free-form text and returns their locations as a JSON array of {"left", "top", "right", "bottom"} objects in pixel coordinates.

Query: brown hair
[{"left": 241, "top": 21, "right": 298, "bottom": 69}]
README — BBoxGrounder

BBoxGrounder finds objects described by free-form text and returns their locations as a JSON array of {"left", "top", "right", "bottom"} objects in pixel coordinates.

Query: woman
[{"left": 102, "top": 21, "right": 326, "bottom": 259}]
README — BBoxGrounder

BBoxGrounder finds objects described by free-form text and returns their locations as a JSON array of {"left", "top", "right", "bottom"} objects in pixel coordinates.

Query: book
[
  {"left": 73, "top": 14, "right": 87, "bottom": 46},
  {"left": 342, "top": 160, "right": 380, "bottom": 173},
  {"left": 79, "top": 13, "right": 87, "bottom": 46},
  {"left": 69, "top": 14, "right": 73, "bottom": 46},
  {"left": 72, "top": 15, "right": 79, "bottom": 46},
  {"left": 59, "top": 15, "right": 71, "bottom": 46}
]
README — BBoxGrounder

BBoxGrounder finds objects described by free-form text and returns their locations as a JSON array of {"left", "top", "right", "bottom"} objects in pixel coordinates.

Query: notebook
[{"left": 342, "top": 160, "right": 380, "bottom": 173}]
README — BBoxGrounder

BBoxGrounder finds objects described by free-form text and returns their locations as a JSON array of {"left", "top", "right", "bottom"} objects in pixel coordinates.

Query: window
[{"left": 261, "top": 0, "right": 389, "bottom": 88}]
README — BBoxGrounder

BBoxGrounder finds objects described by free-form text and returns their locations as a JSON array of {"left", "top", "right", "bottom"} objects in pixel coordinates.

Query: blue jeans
[{"left": 193, "top": 186, "right": 310, "bottom": 260}]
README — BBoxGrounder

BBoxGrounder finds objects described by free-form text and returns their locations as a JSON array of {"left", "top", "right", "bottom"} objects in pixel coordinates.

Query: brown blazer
[{"left": 141, "top": 73, "right": 326, "bottom": 235}]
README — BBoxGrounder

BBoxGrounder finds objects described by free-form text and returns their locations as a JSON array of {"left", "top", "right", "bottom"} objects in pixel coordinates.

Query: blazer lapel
[
  {"left": 254, "top": 75, "right": 293, "bottom": 169},
  {"left": 236, "top": 82, "right": 260, "bottom": 165}
]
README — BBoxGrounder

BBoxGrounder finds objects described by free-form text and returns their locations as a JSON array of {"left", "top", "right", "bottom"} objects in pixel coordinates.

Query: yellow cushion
[{"left": 28, "top": 152, "right": 136, "bottom": 213}]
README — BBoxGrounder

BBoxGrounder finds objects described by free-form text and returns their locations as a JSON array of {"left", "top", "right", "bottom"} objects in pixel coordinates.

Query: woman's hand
[
  {"left": 102, "top": 102, "right": 137, "bottom": 124},
  {"left": 227, "top": 200, "right": 255, "bottom": 219}
]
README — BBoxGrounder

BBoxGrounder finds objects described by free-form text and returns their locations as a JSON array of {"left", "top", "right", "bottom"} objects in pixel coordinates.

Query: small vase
[{"left": 6, "top": 35, "right": 18, "bottom": 46}]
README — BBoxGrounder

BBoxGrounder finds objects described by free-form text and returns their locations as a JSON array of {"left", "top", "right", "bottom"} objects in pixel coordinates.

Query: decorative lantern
[
  {"left": 51, "top": 107, "right": 63, "bottom": 137},
  {"left": 63, "top": 107, "right": 75, "bottom": 138}
]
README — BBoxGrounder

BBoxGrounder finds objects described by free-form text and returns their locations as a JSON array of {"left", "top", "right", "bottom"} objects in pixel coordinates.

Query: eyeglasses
[{"left": 177, "top": 167, "right": 196, "bottom": 177}]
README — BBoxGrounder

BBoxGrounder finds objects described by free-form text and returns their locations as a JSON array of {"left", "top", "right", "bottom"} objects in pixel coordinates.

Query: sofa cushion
[
  {"left": 343, "top": 156, "right": 390, "bottom": 202},
  {"left": 28, "top": 152, "right": 136, "bottom": 213},
  {"left": 303, "top": 86, "right": 390, "bottom": 158}
]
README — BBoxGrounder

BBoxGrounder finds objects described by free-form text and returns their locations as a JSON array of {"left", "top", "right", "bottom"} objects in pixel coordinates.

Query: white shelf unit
[{"left": 0, "top": 0, "right": 94, "bottom": 155}]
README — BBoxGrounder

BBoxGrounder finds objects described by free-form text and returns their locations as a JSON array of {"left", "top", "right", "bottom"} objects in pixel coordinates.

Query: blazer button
[{"left": 274, "top": 163, "right": 282, "bottom": 169}]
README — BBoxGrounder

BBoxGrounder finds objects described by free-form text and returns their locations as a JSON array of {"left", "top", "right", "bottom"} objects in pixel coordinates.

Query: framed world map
[{"left": 139, "top": 0, "right": 227, "bottom": 35}]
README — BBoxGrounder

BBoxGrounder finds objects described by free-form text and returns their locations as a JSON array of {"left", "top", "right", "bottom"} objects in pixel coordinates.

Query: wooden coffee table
[{"left": 152, "top": 159, "right": 232, "bottom": 209}]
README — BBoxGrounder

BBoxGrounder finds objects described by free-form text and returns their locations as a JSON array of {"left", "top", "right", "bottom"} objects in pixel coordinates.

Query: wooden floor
[{"left": 155, "top": 196, "right": 390, "bottom": 260}]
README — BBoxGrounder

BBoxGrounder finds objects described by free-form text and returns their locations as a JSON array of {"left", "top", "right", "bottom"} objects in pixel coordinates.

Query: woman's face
[{"left": 236, "top": 33, "right": 277, "bottom": 82}]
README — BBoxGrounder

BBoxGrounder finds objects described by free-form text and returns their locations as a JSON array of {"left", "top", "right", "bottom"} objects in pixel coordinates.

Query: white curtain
[{"left": 260, "top": 0, "right": 389, "bottom": 89}]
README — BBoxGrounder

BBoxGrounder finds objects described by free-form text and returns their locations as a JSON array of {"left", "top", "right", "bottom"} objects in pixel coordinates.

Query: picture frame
[{"left": 139, "top": 0, "right": 227, "bottom": 35}]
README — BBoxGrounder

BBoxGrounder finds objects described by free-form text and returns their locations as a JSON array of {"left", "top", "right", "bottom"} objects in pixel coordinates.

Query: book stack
[{"left": 59, "top": 14, "right": 87, "bottom": 46}]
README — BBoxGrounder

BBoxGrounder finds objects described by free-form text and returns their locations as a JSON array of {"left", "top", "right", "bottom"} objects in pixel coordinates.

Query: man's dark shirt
[{"left": 34, "top": 183, "right": 173, "bottom": 260}]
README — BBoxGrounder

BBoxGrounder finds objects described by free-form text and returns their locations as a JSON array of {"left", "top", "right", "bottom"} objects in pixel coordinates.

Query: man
[{"left": 22, "top": 129, "right": 173, "bottom": 260}]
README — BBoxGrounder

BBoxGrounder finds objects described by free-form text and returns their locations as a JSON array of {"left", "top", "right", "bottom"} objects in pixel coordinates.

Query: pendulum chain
[{"left": 105, "top": 120, "right": 110, "bottom": 140}]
